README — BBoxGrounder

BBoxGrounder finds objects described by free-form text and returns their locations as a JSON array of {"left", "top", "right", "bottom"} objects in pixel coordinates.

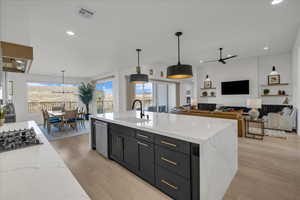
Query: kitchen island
[
  {"left": 0, "top": 121, "right": 90, "bottom": 200},
  {"left": 91, "top": 111, "right": 237, "bottom": 200}
]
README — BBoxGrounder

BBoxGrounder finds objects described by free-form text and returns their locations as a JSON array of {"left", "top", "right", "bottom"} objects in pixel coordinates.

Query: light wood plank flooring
[{"left": 50, "top": 134, "right": 300, "bottom": 200}]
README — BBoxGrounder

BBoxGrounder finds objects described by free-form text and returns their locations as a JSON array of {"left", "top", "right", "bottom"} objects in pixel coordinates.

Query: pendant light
[
  {"left": 167, "top": 32, "right": 193, "bottom": 79},
  {"left": 53, "top": 70, "right": 73, "bottom": 94},
  {"left": 269, "top": 66, "right": 279, "bottom": 75},
  {"left": 129, "top": 49, "right": 149, "bottom": 84}
]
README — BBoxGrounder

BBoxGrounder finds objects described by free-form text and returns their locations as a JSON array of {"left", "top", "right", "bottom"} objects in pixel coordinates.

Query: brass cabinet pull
[
  {"left": 161, "top": 157, "right": 177, "bottom": 166},
  {"left": 137, "top": 141, "right": 149, "bottom": 147},
  {"left": 137, "top": 134, "right": 149, "bottom": 139},
  {"left": 161, "top": 140, "right": 177, "bottom": 147},
  {"left": 161, "top": 179, "right": 178, "bottom": 190}
]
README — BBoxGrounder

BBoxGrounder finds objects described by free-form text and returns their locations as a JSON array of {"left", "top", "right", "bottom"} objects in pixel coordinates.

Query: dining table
[{"left": 48, "top": 110, "right": 66, "bottom": 131}]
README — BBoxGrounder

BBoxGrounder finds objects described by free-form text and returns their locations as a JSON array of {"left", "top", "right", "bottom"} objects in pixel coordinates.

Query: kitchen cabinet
[
  {"left": 137, "top": 140, "right": 155, "bottom": 184},
  {"left": 93, "top": 121, "right": 199, "bottom": 200},
  {"left": 110, "top": 133, "right": 124, "bottom": 162},
  {"left": 124, "top": 136, "right": 139, "bottom": 170}
]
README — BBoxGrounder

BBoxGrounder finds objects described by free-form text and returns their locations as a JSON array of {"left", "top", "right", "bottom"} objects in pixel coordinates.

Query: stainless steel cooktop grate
[{"left": 0, "top": 128, "right": 42, "bottom": 153}]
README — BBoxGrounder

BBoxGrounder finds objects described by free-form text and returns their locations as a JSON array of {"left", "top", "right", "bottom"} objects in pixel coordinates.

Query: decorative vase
[{"left": 249, "top": 109, "right": 260, "bottom": 120}]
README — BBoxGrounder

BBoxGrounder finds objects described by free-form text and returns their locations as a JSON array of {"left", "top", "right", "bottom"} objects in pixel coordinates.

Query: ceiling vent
[{"left": 78, "top": 8, "right": 94, "bottom": 18}]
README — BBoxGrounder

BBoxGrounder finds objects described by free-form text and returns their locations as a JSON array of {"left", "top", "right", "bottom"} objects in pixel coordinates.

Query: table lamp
[{"left": 246, "top": 99, "right": 262, "bottom": 120}]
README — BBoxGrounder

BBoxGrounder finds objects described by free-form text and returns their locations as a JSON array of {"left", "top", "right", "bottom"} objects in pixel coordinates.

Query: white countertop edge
[{"left": 91, "top": 115, "right": 236, "bottom": 145}]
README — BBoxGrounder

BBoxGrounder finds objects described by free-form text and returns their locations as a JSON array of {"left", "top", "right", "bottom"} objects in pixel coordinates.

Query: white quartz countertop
[
  {"left": 92, "top": 111, "right": 237, "bottom": 144},
  {"left": 0, "top": 121, "right": 90, "bottom": 200}
]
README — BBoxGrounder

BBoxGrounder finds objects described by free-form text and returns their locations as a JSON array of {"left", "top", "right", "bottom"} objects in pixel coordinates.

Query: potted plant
[
  {"left": 263, "top": 89, "right": 270, "bottom": 95},
  {"left": 0, "top": 106, "right": 5, "bottom": 126},
  {"left": 78, "top": 82, "right": 95, "bottom": 120}
]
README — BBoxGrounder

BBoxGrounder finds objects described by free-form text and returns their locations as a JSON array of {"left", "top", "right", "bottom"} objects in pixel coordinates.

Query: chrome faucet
[{"left": 132, "top": 99, "right": 145, "bottom": 119}]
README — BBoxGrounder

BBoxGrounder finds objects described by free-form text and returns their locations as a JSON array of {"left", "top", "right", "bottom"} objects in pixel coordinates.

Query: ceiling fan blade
[
  {"left": 204, "top": 59, "right": 219, "bottom": 63},
  {"left": 220, "top": 60, "right": 226, "bottom": 64},
  {"left": 222, "top": 55, "right": 238, "bottom": 61}
]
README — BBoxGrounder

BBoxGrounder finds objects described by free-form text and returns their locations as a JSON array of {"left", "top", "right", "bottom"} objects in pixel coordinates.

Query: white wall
[
  {"left": 196, "top": 53, "right": 292, "bottom": 106},
  {"left": 0, "top": 0, "right": 3, "bottom": 97},
  {"left": 292, "top": 27, "right": 300, "bottom": 134},
  {"left": 7, "top": 73, "right": 88, "bottom": 124}
]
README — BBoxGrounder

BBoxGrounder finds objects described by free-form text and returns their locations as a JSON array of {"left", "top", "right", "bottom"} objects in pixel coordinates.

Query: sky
[
  {"left": 96, "top": 81, "right": 113, "bottom": 93},
  {"left": 27, "top": 82, "right": 78, "bottom": 87},
  {"left": 135, "top": 83, "right": 152, "bottom": 94},
  {"left": 27, "top": 81, "right": 152, "bottom": 95}
]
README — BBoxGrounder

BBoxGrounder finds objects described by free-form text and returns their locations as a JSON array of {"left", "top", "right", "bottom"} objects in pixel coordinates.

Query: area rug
[
  {"left": 39, "top": 122, "right": 90, "bottom": 141},
  {"left": 249, "top": 127, "right": 288, "bottom": 139}
]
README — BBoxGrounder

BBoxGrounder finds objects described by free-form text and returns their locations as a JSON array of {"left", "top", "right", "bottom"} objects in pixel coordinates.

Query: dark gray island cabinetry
[{"left": 91, "top": 118, "right": 199, "bottom": 200}]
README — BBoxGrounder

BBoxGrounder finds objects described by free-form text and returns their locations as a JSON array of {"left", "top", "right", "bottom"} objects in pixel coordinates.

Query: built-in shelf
[
  {"left": 261, "top": 94, "right": 289, "bottom": 97},
  {"left": 200, "top": 96, "right": 216, "bottom": 98},
  {"left": 200, "top": 87, "right": 216, "bottom": 90},
  {"left": 261, "top": 83, "right": 289, "bottom": 87}
]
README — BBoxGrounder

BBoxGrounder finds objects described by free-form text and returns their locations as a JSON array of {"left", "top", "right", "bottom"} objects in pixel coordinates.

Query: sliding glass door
[
  {"left": 135, "top": 81, "right": 177, "bottom": 113},
  {"left": 135, "top": 82, "right": 153, "bottom": 110},
  {"left": 95, "top": 81, "right": 113, "bottom": 114}
]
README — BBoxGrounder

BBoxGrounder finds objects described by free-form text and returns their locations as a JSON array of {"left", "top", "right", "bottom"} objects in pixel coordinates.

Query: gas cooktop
[{"left": 0, "top": 128, "right": 42, "bottom": 153}]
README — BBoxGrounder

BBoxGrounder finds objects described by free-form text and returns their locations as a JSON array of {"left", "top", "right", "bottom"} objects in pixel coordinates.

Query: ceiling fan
[{"left": 204, "top": 48, "right": 238, "bottom": 64}]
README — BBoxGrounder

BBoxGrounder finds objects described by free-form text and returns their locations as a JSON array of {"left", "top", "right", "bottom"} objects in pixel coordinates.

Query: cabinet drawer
[
  {"left": 156, "top": 166, "right": 191, "bottom": 200},
  {"left": 155, "top": 135, "right": 190, "bottom": 154},
  {"left": 136, "top": 130, "right": 154, "bottom": 143},
  {"left": 156, "top": 146, "right": 190, "bottom": 179},
  {"left": 110, "top": 123, "right": 135, "bottom": 137}
]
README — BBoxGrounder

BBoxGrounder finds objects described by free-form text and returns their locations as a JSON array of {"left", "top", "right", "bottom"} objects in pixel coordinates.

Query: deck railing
[{"left": 28, "top": 101, "right": 79, "bottom": 113}]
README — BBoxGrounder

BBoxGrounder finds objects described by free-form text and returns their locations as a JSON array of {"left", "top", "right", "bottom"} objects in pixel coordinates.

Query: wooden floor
[{"left": 50, "top": 134, "right": 300, "bottom": 200}]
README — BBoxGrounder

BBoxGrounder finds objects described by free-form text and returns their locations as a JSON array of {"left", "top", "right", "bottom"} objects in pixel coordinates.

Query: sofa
[
  {"left": 262, "top": 106, "right": 297, "bottom": 132},
  {"left": 196, "top": 103, "right": 297, "bottom": 132}
]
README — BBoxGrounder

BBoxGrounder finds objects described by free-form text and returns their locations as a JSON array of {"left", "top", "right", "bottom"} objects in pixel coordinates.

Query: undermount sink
[{"left": 116, "top": 117, "right": 149, "bottom": 123}]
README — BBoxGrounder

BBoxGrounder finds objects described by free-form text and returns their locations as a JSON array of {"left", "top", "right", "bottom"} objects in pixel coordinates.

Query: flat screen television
[{"left": 221, "top": 80, "right": 249, "bottom": 95}]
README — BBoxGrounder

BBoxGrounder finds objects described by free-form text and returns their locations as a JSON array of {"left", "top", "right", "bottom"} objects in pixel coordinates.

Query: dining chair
[
  {"left": 52, "top": 106, "right": 63, "bottom": 111},
  {"left": 64, "top": 110, "right": 78, "bottom": 131},
  {"left": 41, "top": 109, "right": 47, "bottom": 128},
  {"left": 76, "top": 107, "right": 85, "bottom": 128},
  {"left": 44, "top": 110, "right": 62, "bottom": 133}
]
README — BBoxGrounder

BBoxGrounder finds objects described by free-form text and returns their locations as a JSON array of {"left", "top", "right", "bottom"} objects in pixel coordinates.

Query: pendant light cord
[
  {"left": 138, "top": 50, "right": 140, "bottom": 67},
  {"left": 136, "top": 49, "right": 141, "bottom": 74},
  {"left": 62, "top": 70, "right": 65, "bottom": 94},
  {"left": 177, "top": 34, "right": 181, "bottom": 65}
]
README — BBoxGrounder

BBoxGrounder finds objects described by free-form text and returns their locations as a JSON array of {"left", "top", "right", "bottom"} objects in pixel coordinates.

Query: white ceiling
[{"left": 1, "top": 0, "right": 300, "bottom": 78}]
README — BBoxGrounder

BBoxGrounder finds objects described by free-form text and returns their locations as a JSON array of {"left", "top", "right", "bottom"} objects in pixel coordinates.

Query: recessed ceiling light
[
  {"left": 200, "top": 60, "right": 204, "bottom": 63},
  {"left": 227, "top": 54, "right": 232, "bottom": 57},
  {"left": 264, "top": 46, "right": 269, "bottom": 50},
  {"left": 66, "top": 31, "right": 75, "bottom": 36},
  {"left": 271, "top": 0, "right": 284, "bottom": 5}
]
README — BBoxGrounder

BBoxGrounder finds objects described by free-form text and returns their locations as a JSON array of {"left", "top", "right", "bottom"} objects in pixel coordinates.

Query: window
[
  {"left": 134, "top": 81, "right": 176, "bottom": 112},
  {"left": 27, "top": 82, "right": 79, "bottom": 113},
  {"left": 95, "top": 81, "right": 113, "bottom": 114},
  {"left": 135, "top": 82, "right": 153, "bottom": 110}
]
